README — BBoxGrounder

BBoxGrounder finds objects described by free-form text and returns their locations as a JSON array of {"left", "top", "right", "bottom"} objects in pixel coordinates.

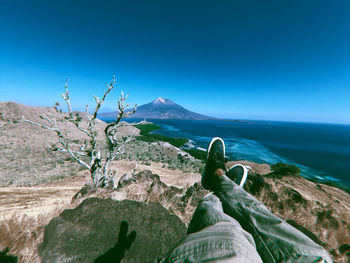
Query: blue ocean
[{"left": 106, "top": 118, "right": 350, "bottom": 186}]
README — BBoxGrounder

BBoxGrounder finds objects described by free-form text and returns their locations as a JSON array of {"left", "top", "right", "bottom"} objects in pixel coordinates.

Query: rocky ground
[{"left": 0, "top": 102, "right": 349, "bottom": 262}]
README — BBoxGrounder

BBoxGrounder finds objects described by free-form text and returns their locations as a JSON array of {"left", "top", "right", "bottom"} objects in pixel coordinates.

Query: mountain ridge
[{"left": 99, "top": 97, "right": 218, "bottom": 120}]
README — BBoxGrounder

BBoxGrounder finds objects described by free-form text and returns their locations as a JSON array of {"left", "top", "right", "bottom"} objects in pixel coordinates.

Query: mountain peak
[
  {"left": 153, "top": 97, "right": 167, "bottom": 104},
  {"left": 98, "top": 97, "right": 217, "bottom": 120}
]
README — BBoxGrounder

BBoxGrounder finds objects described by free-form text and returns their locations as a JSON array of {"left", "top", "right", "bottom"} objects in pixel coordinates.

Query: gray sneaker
[
  {"left": 227, "top": 164, "right": 248, "bottom": 187},
  {"left": 201, "top": 137, "right": 227, "bottom": 190}
]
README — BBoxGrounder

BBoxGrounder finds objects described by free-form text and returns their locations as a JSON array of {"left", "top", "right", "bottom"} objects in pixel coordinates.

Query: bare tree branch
[
  {"left": 23, "top": 119, "right": 60, "bottom": 133},
  {"left": 0, "top": 122, "right": 10, "bottom": 129},
  {"left": 22, "top": 118, "right": 90, "bottom": 169},
  {"left": 23, "top": 76, "right": 137, "bottom": 188}
]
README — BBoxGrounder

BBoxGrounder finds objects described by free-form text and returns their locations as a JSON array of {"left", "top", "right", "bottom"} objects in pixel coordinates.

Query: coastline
[{"left": 128, "top": 121, "right": 350, "bottom": 194}]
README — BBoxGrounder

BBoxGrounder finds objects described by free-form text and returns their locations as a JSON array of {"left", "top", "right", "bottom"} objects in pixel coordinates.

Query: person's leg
[
  {"left": 202, "top": 137, "right": 332, "bottom": 262},
  {"left": 157, "top": 193, "right": 263, "bottom": 263},
  {"left": 186, "top": 193, "right": 243, "bottom": 235},
  {"left": 187, "top": 193, "right": 234, "bottom": 234},
  {"left": 213, "top": 173, "right": 332, "bottom": 263}
]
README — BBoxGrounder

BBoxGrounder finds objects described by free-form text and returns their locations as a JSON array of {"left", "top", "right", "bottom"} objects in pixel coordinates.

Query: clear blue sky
[{"left": 1, "top": 0, "right": 349, "bottom": 124}]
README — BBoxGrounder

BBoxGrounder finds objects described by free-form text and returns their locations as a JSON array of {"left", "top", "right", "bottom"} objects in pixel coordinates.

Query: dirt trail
[
  {"left": 0, "top": 176, "right": 86, "bottom": 219},
  {"left": 0, "top": 160, "right": 201, "bottom": 219},
  {"left": 110, "top": 160, "right": 201, "bottom": 188}
]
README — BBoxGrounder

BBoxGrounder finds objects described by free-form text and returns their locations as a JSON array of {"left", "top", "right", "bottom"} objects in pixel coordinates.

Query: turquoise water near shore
[{"left": 104, "top": 118, "right": 350, "bottom": 186}]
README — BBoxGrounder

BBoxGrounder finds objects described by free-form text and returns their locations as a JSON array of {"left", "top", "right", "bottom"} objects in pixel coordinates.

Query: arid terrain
[{"left": 0, "top": 102, "right": 349, "bottom": 262}]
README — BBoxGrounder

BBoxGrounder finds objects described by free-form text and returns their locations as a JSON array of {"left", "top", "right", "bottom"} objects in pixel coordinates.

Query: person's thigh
[
  {"left": 158, "top": 194, "right": 262, "bottom": 263},
  {"left": 158, "top": 221, "right": 263, "bottom": 263},
  {"left": 214, "top": 175, "right": 332, "bottom": 263}
]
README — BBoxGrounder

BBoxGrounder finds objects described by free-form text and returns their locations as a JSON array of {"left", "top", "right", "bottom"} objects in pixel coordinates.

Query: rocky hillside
[
  {"left": 28, "top": 166, "right": 349, "bottom": 262},
  {"left": 38, "top": 198, "right": 187, "bottom": 263},
  {"left": 61, "top": 167, "right": 349, "bottom": 262},
  {"left": 0, "top": 102, "right": 349, "bottom": 262}
]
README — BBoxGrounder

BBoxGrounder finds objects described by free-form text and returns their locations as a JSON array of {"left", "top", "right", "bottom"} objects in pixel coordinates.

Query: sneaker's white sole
[
  {"left": 206, "top": 137, "right": 225, "bottom": 160},
  {"left": 229, "top": 164, "right": 248, "bottom": 187}
]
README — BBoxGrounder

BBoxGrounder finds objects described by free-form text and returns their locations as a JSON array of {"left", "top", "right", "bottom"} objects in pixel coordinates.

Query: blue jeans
[{"left": 158, "top": 175, "right": 332, "bottom": 262}]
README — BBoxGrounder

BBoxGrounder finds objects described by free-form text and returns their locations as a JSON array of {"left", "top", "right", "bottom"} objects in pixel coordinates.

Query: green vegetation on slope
[
  {"left": 115, "top": 140, "right": 204, "bottom": 173},
  {"left": 133, "top": 123, "right": 207, "bottom": 161},
  {"left": 183, "top": 148, "right": 207, "bottom": 161},
  {"left": 266, "top": 162, "right": 301, "bottom": 179},
  {"left": 266, "top": 162, "right": 350, "bottom": 194},
  {"left": 308, "top": 178, "right": 350, "bottom": 195},
  {"left": 134, "top": 123, "right": 188, "bottom": 148}
]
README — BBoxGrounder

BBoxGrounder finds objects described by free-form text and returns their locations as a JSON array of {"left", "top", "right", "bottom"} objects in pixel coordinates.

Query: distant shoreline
[
  {"left": 99, "top": 115, "right": 350, "bottom": 127},
  {"left": 102, "top": 117, "right": 350, "bottom": 193}
]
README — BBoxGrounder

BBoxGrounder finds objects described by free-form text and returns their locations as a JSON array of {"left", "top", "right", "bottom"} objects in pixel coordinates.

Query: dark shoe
[
  {"left": 201, "top": 137, "right": 226, "bottom": 190},
  {"left": 226, "top": 164, "right": 248, "bottom": 187}
]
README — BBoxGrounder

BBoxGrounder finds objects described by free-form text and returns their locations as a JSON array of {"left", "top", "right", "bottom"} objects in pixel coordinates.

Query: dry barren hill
[
  {"left": 0, "top": 102, "right": 139, "bottom": 186},
  {"left": 0, "top": 102, "right": 349, "bottom": 262}
]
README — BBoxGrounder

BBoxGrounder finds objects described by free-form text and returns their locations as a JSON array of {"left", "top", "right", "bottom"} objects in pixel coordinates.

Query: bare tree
[
  {"left": 23, "top": 76, "right": 137, "bottom": 188},
  {"left": 0, "top": 113, "right": 13, "bottom": 129},
  {"left": 0, "top": 121, "right": 11, "bottom": 129}
]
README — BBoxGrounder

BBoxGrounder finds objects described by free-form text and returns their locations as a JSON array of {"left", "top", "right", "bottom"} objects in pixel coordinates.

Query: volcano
[{"left": 99, "top": 97, "right": 217, "bottom": 120}]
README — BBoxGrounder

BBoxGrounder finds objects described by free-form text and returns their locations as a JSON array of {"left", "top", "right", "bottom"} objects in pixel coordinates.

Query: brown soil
[
  {"left": 0, "top": 159, "right": 200, "bottom": 221},
  {"left": 0, "top": 175, "right": 86, "bottom": 262},
  {"left": 0, "top": 175, "right": 86, "bottom": 219},
  {"left": 110, "top": 160, "right": 201, "bottom": 188}
]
